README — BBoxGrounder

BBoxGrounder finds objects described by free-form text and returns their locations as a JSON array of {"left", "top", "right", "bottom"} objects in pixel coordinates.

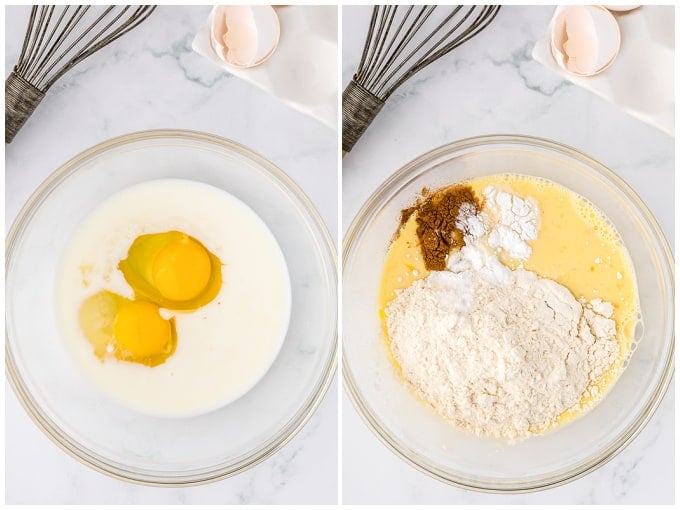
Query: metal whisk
[
  {"left": 5, "top": 5, "right": 156, "bottom": 144},
  {"left": 342, "top": 5, "right": 501, "bottom": 155}
]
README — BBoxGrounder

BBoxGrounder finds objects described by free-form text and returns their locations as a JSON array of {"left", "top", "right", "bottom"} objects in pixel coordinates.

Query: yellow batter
[{"left": 379, "top": 174, "right": 639, "bottom": 429}]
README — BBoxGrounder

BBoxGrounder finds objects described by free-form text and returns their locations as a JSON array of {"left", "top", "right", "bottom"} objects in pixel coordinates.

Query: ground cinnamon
[{"left": 401, "top": 185, "right": 481, "bottom": 271}]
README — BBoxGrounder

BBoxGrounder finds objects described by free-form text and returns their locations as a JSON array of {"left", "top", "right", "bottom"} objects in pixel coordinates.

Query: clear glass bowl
[
  {"left": 6, "top": 129, "right": 337, "bottom": 485},
  {"left": 343, "top": 135, "right": 673, "bottom": 492}
]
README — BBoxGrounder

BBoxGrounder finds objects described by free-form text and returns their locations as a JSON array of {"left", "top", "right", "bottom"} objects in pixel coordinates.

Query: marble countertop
[
  {"left": 342, "top": 5, "right": 674, "bottom": 505},
  {"left": 5, "top": 6, "right": 337, "bottom": 504}
]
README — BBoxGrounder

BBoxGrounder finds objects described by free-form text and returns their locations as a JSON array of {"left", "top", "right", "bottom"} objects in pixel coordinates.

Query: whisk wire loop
[
  {"left": 368, "top": 6, "right": 438, "bottom": 96},
  {"left": 27, "top": 6, "right": 72, "bottom": 84},
  {"left": 355, "top": 6, "right": 379, "bottom": 81},
  {"left": 68, "top": 6, "right": 157, "bottom": 83},
  {"left": 377, "top": 5, "right": 462, "bottom": 97},
  {"left": 388, "top": 5, "right": 500, "bottom": 97},
  {"left": 18, "top": 6, "right": 53, "bottom": 80},
  {"left": 357, "top": 5, "right": 397, "bottom": 87},
  {"left": 453, "top": 6, "right": 503, "bottom": 49},
  {"left": 42, "top": 6, "right": 126, "bottom": 89},
  {"left": 33, "top": 6, "right": 93, "bottom": 88},
  {"left": 16, "top": 7, "right": 38, "bottom": 71}
]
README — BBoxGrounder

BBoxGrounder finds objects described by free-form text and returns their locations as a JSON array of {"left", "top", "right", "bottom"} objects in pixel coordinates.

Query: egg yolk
[
  {"left": 151, "top": 238, "right": 211, "bottom": 301},
  {"left": 113, "top": 301, "right": 172, "bottom": 359},
  {"left": 118, "top": 231, "right": 223, "bottom": 310},
  {"left": 79, "top": 291, "right": 177, "bottom": 367}
]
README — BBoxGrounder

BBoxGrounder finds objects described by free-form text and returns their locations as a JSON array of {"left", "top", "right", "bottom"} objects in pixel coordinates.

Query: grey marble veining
[
  {"left": 5, "top": 5, "right": 337, "bottom": 504},
  {"left": 342, "top": 5, "right": 673, "bottom": 505}
]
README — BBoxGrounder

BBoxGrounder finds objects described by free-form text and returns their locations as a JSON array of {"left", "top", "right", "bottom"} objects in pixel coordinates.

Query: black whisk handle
[
  {"left": 6, "top": 70, "right": 45, "bottom": 144},
  {"left": 342, "top": 79, "right": 385, "bottom": 154}
]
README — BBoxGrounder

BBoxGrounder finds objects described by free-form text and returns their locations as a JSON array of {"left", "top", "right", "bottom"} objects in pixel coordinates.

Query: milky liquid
[{"left": 55, "top": 179, "right": 291, "bottom": 417}]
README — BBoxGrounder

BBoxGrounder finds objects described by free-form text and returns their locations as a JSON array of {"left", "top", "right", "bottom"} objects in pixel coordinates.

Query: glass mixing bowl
[
  {"left": 343, "top": 135, "right": 673, "bottom": 492},
  {"left": 6, "top": 129, "right": 337, "bottom": 485}
]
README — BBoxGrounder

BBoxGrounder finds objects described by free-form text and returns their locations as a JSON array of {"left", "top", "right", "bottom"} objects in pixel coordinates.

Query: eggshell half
[
  {"left": 210, "top": 5, "right": 280, "bottom": 68},
  {"left": 550, "top": 5, "right": 621, "bottom": 77}
]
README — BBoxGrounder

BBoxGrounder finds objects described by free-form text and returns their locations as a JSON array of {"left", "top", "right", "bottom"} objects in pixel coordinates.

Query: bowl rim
[
  {"left": 342, "top": 133, "right": 674, "bottom": 493},
  {"left": 5, "top": 128, "right": 338, "bottom": 486}
]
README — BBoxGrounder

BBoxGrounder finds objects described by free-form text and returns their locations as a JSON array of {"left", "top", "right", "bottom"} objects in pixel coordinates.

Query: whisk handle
[
  {"left": 342, "top": 79, "right": 385, "bottom": 154},
  {"left": 6, "top": 71, "right": 45, "bottom": 144}
]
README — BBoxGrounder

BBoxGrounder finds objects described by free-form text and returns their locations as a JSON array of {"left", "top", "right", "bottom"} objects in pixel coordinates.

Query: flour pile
[{"left": 385, "top": 186, "right": 619, "bottom": 440}]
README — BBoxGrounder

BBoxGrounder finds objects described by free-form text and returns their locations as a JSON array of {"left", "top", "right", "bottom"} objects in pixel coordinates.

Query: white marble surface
[
  {"left": 342, "top": 5, "right": 674, "bottom": 504},
  {"left": 5, "top": 6, "right": 337, "bottom": 504}
]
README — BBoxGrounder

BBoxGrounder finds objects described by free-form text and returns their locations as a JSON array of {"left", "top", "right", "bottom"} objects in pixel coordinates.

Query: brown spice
[
  {"left": 401, "top": 185, "right": 481, "bottom": 271},
  {"left": 398, "top": 187, "right": 429, "bottom": 230}
]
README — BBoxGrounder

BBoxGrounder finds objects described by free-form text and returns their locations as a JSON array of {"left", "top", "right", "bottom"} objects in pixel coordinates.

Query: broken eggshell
[
  {"left": 551, "top": 5, "right": 621, "bottom": 77},
  {"left": 209, "top": 5, "right": 280, "bottom": 68}
]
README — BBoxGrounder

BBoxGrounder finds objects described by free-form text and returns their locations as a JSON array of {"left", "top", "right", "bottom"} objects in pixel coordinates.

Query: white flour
[{"left": 387, "top": 187, "right": 618, "bottom": 440}]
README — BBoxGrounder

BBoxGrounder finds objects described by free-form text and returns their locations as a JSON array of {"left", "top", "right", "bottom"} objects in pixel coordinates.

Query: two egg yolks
[{"left": 79, "top": 232, "right": 222, "bottom": 367}]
